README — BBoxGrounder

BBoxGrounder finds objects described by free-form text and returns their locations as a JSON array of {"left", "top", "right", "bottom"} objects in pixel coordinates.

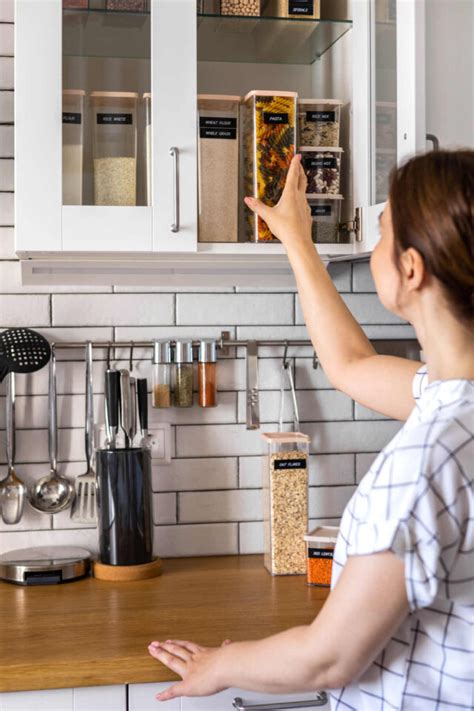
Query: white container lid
[
  {"left": 298, "top": 98, "right": 343, "bottom": 106},
  {"left": 261, "top": 432, "right": 310, "bottom": 443},
  {"left": 304, "top": 525, "right": 339, "bottom": 544},
  {"left": 63, "top": 89, "right": 86, "bottom": 96},
  {"left": 244, "top": 90, "right": 298, "bottom": 101},
  {"left": 308, "top": 194, "right": 343, "bottom": 201},
  {"left": 198, "top": 94, "right": 241, "bottom": 111},
  {"left": 300, "top": 146, "right": 344, "bottom": 153},
  {"left": 90, "top": 91, "right": 139, "bottom": 99}
]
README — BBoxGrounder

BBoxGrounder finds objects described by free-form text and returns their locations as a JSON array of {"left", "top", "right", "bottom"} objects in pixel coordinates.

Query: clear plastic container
[
  {"left": 309, "top": 196, "right": 345, "bottom": 243},
  {"left": 63, "top": 0, "right": 89, "bottom": 8},
  {"left": 62, "top": 90, "right": 85, "bottom": 206},
  {"left": 376, "top": 101, "right": 396, "bottom": 150},
  {"left": 198, "top": 95, "right": 240, "bottom": 243},
  {"left": 90, "top": 91, "right": 138, "bottom": 206},
  {"left": 221, "top": 0, "right": 261, "bottom": 16},
  {"left": 301, "top": 146, "right": 343, "bottom": 196},
  {"left": 261, "top": 432, "right": 310, "bottom": 575},
  {"left": 263, "top": 0, "right": 319, "bottom": 19},
  {"left": 304, "top": 526, "right": 339, "bottom": 587},
  {"left": 297, "top": 99, "right": 342, "bottom": 147},
  {"left": 198, "top": 340, "right": 218, "bottom": 408},
  {"left": 106, "top": 0, "right": 148, "bottom": 10},
  {"left": 376, "top": 148, "right": 397, "bottom": 203},
  {"left": 244, "top": 90, "right": 297, "bottom": 242},
  {"left": 174, "top": 340, "right": 194, "bottom": 408},
  {"left": 152, "top": 340, "right": 172, "bottom": 409},
  {"left": 144, "top": 93, "right": 152, "bottom": 206}
]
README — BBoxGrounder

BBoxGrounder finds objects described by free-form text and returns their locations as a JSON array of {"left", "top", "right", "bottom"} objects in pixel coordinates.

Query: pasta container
[
  {"left": 244, "top": 90, "right": 297, "bottom": 242},
  {"left": 62, "top": 90, "right": 85, "bottom": 206},
  {"left": 309, "top": 196, "right": 346, "bottom": 244},
  {"left": 376, "top": 102, "right": 397, "bottom": 150},
  {"left": 198, "top": 95, "right": 240, "bottom": 243},
  {"left": 263, "top": 0, "right": 319, "bottom": 19},
  {"left": 221, "top": 0, "right": 261, "bottom": 16},
  {"left": 261, "top": 432, "right": 310, "bottom": 575},
  {"left": 297, "top": 99, "right": 342, "bottom": 147},
  {"left": 304, "top": 526, "right": 339, "bottom": 587},
  {"left": 301, "top": 146, "right": 342, "bottom": 196},
  {"left": 90, "top": 91, "right": 138, "bottom": 206}
]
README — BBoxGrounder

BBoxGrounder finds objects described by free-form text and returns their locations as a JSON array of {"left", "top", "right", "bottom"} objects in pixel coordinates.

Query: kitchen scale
[{"left": 0, "top": 546, "right": 91, "bottom": 586}]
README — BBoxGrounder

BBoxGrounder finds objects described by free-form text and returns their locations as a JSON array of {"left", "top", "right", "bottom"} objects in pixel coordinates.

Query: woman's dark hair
[{"left": 389, "top": 150, "right": 474, "bottom": 325}]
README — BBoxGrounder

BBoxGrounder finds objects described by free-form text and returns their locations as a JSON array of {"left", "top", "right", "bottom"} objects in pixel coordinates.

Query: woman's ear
[{"left": 399, "top": 247, "right": 425, "bottom": 292}]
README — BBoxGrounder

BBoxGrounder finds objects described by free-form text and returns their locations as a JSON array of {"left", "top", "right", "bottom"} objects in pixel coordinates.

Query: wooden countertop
[{"left": 0, "top": 555, "right": 328, "bottom": 693}]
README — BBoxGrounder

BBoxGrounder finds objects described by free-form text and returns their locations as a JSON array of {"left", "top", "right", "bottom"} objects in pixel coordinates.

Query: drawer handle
[
  {"left": 170, "top": 146, "right": 180, "bottom": 233},
  {"left": 232, "top": 691, "right": 328, "bottom": 710}
]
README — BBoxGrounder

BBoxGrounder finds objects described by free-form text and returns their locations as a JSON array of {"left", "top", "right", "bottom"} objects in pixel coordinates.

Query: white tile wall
[{"left": 0, "top": 16, "right": 411, "bottom": 560}]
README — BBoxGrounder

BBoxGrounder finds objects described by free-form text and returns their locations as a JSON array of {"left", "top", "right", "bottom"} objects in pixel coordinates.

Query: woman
[{"left": 148, "top": 150, "right": 474, "bottom": 709}]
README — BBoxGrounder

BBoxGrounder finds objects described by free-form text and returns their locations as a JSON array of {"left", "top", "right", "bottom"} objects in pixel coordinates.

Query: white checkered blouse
[{"left": 330, "top": 367, "right": 474, "bottom": 710}]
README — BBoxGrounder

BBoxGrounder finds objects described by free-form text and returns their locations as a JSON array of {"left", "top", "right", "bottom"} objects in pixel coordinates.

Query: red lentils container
[{"left": 304, "top": 526, "right": 339, "bottom": 587}]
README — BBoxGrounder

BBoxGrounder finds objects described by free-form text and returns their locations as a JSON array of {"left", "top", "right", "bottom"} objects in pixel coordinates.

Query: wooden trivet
[{"left": 92, "top": 557, "right": 162, "bottom": 582}]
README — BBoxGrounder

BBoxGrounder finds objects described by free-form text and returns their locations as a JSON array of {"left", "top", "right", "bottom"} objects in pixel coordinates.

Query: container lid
[
  {"left": 244, "top": 90, "right": 298, "bottom": 101},
  {"left": 175, "top": 340, "right": 193, "bottom": 364},
  {"left": 308, "top": 195, "right": 343, "bottom": 201},
  {"left": 261, "top": 432, "right": 310, "bottom": 443},
  {"left": 199, "top": 339, "right": 217, "bottom": 363},
  {"left": 90, "top": 91, "right": 139, "bottom": 99},
  {"left": 63, "top": 89, "right": 86, "bottom": 96},
  {"left": 298, "top": 98, "right": 343, "bottom": 106},
  {"left": 304, "top": 526, "right": 339, "bottom": 543},
  {"left": 198, "top": 94, "right": 241, "bottom": 112},
  {"left": 300, "top": 146, "right": 344, "bottom": 153},
  {"left": 143, "top": 92, "right": 151, "bottom": 99},
  {"left": 153, "top": 339, "right": 173, "bottom": 364}
]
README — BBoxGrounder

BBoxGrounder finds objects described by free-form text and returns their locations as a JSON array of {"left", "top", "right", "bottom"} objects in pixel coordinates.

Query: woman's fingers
[
  {"left": 297, "top": 159, "right": 308, "bottom": 193},
  {"left": 164, "top": 639, "right": 205, "bottom": 654},
  {"left": 156, "top": 682, "right": 185, "bottom": 702},
  {"left": 157, "top": 641, "right": 193, "bottom": 663},
  {"left": 244, "top": 196, "right": 272, "bottom": 222},
  {"left": 147, "top": 643, "right": 188, "bottom": 676},
  {"left": 285, "top": 153, "right": 302, "bottom": 191}
]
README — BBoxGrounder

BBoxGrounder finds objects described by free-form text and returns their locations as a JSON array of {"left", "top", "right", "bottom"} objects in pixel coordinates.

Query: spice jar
[
  {"left": 198, "top": 340, "right": 217, "bottom": 408},
  {"left": 261, "top": 432, "right": 309, "bottom": 575},
  {"left": 304, "top": 526, "right": 339, "bottom": 587},
  {"left": 263, "top": 0, "right": 320, "bottom": 19},
  {"left": 152, "top": 340, "right": 172, "bottom": 409},
  {"left": 198, "top": 95, "right": 240, "bottom": 243},
  {"left": 297, "top": 99, "right": 342, "bottom": 147},
  {"left": 90, "top": 91, "right": 138, "bottom": 206},
  {"left": 309, "top": 196, "right": 345, "bottom": 243},
  {"left": 62, "top": 90, "right": 85, "bottom": 206},
  {"left": 174, "top": 340, "right": 194, "bottom": 408},
  {"left": 244, "top": 90, "right": 297, "bottom": 242},
  {"left": 301, "top": 147, "right": 343, "bottom": 196}
]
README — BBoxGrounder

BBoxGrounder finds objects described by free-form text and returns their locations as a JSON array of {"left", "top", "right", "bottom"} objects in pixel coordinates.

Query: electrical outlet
[{"left": 147, "top": 424, "right": 172, "bottom": 464}]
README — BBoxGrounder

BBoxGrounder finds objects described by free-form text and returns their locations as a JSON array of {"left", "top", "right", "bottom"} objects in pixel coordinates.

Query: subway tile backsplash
[{"left": 0, "top": 17, "right": 413, "bottom": 558}]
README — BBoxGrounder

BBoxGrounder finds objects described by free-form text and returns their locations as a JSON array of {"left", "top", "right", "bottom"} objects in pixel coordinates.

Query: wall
[{"left": 0, "top": 0, "right": 414, "bottom": 558}]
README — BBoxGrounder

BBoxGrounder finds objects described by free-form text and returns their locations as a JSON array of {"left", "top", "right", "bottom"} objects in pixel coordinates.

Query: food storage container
[
  {"left": 221, "top": 0, "right": 261, "bottom": 16},
  {"left": 62, "top": 90, "right": 85, "bottom": 206},
  {"left": 244, "top": 90, "right": 297, "bottom": 242},
  {"left": 263, "top": 0, "right": 319, "bottom": 19},
  {"left": 376, "top": 149, "right": 396, "bottom": 203},
  {"left": 90, "top": 91, "right": 138, "bottom": 206},
  {"left": 301, "top": 146, "right": 342, "bottom": 196},
  {"left": 198, "top": 95, "right": 240, "bottom": 243},
  {"left": 144, "top": 93, "right": 152, "bottom": 206},
  {"left": 63, "top": 0, "right": 89, "bottom": 8},
  {"left": 376, "top": 101, "right": 396, "bottom": 150},
  {"left": 198, "top": 340, "right": 218, "bottom": 408},
  {"left": 174, "top": 340, "right": 194, "bottom": 408},
  {"left": 304, "top": 526, "right": 339, "bottom": 587},
  {"left": 106, "top": 0, "right": 148, "bottom": 11},
  {"left": 261, "top": 432, "right": 310, "bottom": 575},
  {"left": 309, "top": 196, "right": 345, "bottom": 243},
  {"left": 297, "top": 99, "right": 342, "bottom": 147},
  {"left": 152, "top": 340, "right": 172, "bottom": 409}
]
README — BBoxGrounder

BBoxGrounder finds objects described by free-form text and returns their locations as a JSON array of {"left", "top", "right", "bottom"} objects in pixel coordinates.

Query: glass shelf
[{"left": 197, "top": 13, "right": 352, "bottom": 65}]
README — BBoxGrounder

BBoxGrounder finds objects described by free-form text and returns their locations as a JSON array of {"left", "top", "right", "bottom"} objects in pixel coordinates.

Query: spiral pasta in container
[{"left": 243, "top": 90, "right": 297, "bottom": 242}]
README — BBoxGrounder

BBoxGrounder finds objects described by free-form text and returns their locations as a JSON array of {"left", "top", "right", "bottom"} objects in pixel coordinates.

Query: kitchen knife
[
  {"left": 119, "top": 369, "right": 132, "bottom": 448},
  {"left": 105, "top": 369, "right": 120, "bottom": 449},
  {"left": 137, "top": 378, "right": 149, "bottom": 445}
]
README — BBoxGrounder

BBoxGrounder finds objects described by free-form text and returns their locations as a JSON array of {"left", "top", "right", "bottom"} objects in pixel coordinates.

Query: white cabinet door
[
  {"left": 0, "top": 688, "right": 73, "bottom": 711},
  {"left": 73, "top": 685, "right": 126, "bottom": 711},
  {"left": 181, "top": 688, "right": 329, "bottom": 710},
  {"left": 129, "top": 683, "right": 180, "bottom": 711}
]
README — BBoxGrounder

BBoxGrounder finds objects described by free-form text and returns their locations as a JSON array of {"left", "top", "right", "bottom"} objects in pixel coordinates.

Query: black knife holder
[{"left": 96, "top": 448, "right": 153, "bottom": 566}]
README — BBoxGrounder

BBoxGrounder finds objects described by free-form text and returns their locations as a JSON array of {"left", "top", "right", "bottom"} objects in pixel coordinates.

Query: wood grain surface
[{"left": 0, "top": 555, "right": 328, "bottom": 693}]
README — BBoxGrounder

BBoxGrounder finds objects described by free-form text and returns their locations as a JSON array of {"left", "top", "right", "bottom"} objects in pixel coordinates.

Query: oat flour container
[
  {"left": 261, "top": 432, "right": 309, "bottom": 575},
  {"left": 298, "top": 99, "right": 342, "bottom": 147},
  {"left": 198, "top": 95, "right": 240, "bottom": 243},
  {"left": 309, "top": 196, "right": 344, "bottom": 243},
  {"left": 301, "top": 146, "right": 342, "bottom": 196},
  {"left": 91, "top": 91, "right": 138, "bottom": 206},
  {"left": 62, "top": 90, "right": 85, "bottom": 205}
]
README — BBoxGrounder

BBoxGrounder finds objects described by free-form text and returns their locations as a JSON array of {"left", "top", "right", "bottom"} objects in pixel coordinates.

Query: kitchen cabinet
[
  {"left": 0, "top": 685, "right": 126, "bottom": 711},
  {"left": 14, "top": 0, "right": 426, "bottom": 286}
]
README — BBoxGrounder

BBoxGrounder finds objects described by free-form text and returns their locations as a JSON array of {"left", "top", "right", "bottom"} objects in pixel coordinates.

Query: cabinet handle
[
  {"left": 426, "top": 133, "right": 440, "bottom": 151},
  {"left": 170, "top": 146, "right": 180, "bottom": 233},
  {"left": 232, "top": 691, "right": 328, "bottom": 710}
]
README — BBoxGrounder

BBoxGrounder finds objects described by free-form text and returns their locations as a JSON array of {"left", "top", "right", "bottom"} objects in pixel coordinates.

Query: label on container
[
  {"left": 308, "top": 548, "right": 334, "bottom": 559},
  {"left": 304, "top": 156, "right": 338, "bottom": 170},
  {"left": 97, "top": 113, "right": 133, "bottom": 125},
  {"left": 311, "top": 204, "right": 332, "bottom": 217},
  {"left": 273, "top": 458, "right": 307, "bottom": 470},
  {"left": 288, "top": 0, "right": 314, "bottom": 15},
  {"left": 306, "top": 111, "right": 336, "bottom": 123},
  {"left": 199, "top": 117, "right": 237, "bottom": 140},
  {"left": 62, "top": 112, "right": 81, "bottom": 125},
  {"left": 263, "top": 112, "right": 289, "bottom": 125}
]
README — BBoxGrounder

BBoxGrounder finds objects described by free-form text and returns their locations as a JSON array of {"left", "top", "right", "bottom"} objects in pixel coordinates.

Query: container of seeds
[
  {"left": 297, "top": 99, "right": 342, "bottom": 147},
  {"left": 261, "top": 432, "right": 309, "bottom": 576},
  {"left": 244, "top": 90, "right": 297, "bottom": 242},
  {"left": 309, "top": 196, "right": 345, "bottom": 244},
  {"left": 301, "top": 146, "right": 342, "bottom": 196},
  {"left": 263, "top": 0, "right": 319, "bottom": 19},
  {"left": 62, "top": 90, "right": 85, "bottom": 206},
  {"left": 304, "top": 526, "right": 339, "bottom": 587},
  {"left": 91, "top": 91, "right": 138, "bottom": 206},
  {"left": 221, "top": 0, "right": 261, "bottom": 16},
  {"left": 198, "top": 95, "right": 240, "bottom": 243}
]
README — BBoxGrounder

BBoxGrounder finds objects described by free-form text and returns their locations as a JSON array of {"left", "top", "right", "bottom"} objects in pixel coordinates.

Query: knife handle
[
  {"left": 137, "top": 378, "right": 148, "bottom": 434},
  {"left": 105, "top": 370, "right": 120, "bottom": 430}
]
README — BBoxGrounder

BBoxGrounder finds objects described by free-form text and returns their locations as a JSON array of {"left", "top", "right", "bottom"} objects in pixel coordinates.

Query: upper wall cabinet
[{"left": 15, "top": 0, "right": 426, "bottom": 286}]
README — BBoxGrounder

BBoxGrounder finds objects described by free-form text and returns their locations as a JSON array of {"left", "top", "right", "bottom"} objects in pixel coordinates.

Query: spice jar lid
[
  {"left": 304, "top": 526, "right": 339, "bottom": 544},
  {"left": 198, "top": 340, "right": 217, "bottom": 363},
  {"left": 153, "top": 339, "right": 173, "bottom": 364},
  {"left": 175, "top": 340, "right": 193, "bottom": 364}
]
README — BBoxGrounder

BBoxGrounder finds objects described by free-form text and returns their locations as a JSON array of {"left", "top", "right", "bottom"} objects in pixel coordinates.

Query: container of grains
[
  {"left": 261, "top": 432, "right": 309, "bottom": 575},
  {"left": 309, "top": 196, "right": 345, "bottom": 244},
  {"left": 174, "top": 340, "right": 194, "bottom": 408},
  {"left": 63, "top": 0, "right": 89, "bottom": 8},
  {"left": 144, "top": 93, "right": 152, "bottom": 206},
  {"left": 91, "top": 91, "right": 138, "bottom": 206},
  {"left": 244, "top": 90, "right": 297, "bottom": 242},
  {"left": 297, "top": 99, "right": 342, "bottom": 147},
  {"left": 106, "top": 0, "right": 148, "bottom": 11},
  {"left": 198, "top": 95, "right": 240, "bottom": 243},
  {"left": 304, "top": 526, "right": 339, "bottom": 587},
  {"left": 221, "top": 0, "right": 261, "bottom": 16},
  {"left": 62, "top": 90, "right": 85, "bottom": 206},
  {"left": 301, "top": 146, "right": 342, "bottom": 196},
  {"left": 152, "top": 339, "right": 172, "bottom": 409},
  {"left": 263, "top": 0, "right": 319, "bottom": 19}
]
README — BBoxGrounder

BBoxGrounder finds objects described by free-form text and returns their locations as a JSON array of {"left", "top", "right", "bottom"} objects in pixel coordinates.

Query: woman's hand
[
  {"left": 148, "top": 639, "right": 231, "bottom": 702},
  {"left": 244, "top": 154, "right": 313, "bottom": 251}
]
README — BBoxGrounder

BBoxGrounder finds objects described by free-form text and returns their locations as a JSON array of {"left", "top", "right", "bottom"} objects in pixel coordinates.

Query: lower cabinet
[{"left": 0, "top": 685, "right": 126, "bottom": 711}]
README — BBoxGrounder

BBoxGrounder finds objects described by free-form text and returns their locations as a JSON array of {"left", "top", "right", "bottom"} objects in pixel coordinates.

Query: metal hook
[
  {"left": 129, "top": 341, "right": 134, "bottom": 372},
  {"left": 312, "top": 351, "right": 319, "bottom": 370},
  {"left": 282, "top": 340, "right": 290, "bottom": 369}
]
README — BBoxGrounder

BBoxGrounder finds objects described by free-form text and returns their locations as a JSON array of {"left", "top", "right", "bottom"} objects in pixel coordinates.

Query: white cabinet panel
[
  {"left": 129, "top": 683, "right": 180, "bottom": 711},
  {"left": 0, "top": 688, "right": 73, "bottom": 711},
  {"left": 73, "top": 685, "right": 126, "bottom": 711},
  {"left": 182, "top": 688, "right": 329, "bottom": 710}
]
